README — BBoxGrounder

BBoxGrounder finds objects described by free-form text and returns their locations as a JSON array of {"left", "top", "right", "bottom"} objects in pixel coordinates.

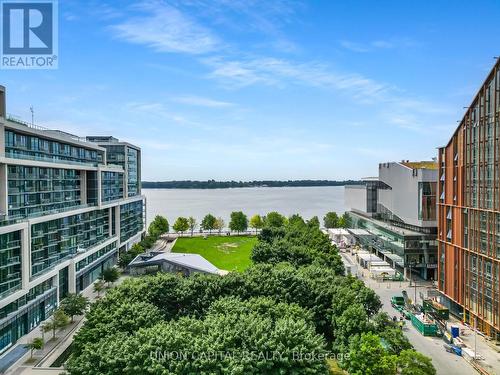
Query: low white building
[{"left": 128, "top": 252, "right": 221, "bottom": 276}]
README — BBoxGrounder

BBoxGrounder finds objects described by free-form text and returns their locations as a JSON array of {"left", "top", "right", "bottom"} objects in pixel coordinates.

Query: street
[{"left": 341, "top": 252, "right": 478, "bottom": 375}]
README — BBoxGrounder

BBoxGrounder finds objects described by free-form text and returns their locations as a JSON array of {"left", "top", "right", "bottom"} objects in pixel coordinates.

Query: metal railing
[{"left": 7, "top": 114, "right": 95, "bottom": 144}]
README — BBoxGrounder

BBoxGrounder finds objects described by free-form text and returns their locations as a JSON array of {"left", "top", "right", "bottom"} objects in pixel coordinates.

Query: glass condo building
[
  {"left": 0, "top": 86, "right": 146, "bottom": 354},
  {"left": 438, "top": 59, "right": 500, "bottom": 340}
]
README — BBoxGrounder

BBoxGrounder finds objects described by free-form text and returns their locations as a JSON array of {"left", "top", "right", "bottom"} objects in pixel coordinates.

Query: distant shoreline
[{"left": 142, "top": 180, "right": 362, "bottom": 189}]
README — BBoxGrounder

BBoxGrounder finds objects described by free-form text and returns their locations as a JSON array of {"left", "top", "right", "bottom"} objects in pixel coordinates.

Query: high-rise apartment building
[
  {"left": 0, "top": 86, "right": 146, "bottom": 353},
  {"left": 345, "top": 161, "right": 438, "bottom": 280},
  {"left": 438, "top": 59, "right": 500, "bottom": 340}
]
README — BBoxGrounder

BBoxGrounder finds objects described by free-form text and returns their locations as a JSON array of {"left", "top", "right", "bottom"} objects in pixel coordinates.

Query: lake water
[{"left": 143, "top": 186, "right": 347, "bottom": 227}]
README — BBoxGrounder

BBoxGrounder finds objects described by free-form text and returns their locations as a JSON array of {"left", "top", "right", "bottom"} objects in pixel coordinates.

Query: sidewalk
[
  {"left": 341, "top": 251, "right": 483, "bottom": 375},
  {"left": 1, "top": 277, "right": 126, "bottom": 375}
]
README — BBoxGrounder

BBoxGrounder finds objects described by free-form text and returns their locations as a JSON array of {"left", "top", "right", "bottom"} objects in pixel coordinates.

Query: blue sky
[{"left": 2, "top": 0, "right": 500, "bottom": 180}]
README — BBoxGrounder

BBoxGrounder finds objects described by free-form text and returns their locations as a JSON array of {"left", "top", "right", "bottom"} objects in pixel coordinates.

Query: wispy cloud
[
  {"left": 110, "top": 1, "right": 220, "bottom": 54},
  {"left": 172, "top": 95, "right": 235, "bottom": 108},
  {"left": 340, "top": 38, "right": 415, "bottom": 53},
  {"left": 203, "top": 56, "right": 389, "bottom": 100},
  {"left": 125, "top": 101, "right": 216, "bottom": 130}
]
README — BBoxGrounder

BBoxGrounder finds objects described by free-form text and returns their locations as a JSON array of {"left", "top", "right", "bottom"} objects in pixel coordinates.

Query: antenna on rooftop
[{"left": 30, "top": 105, "right": 34, "bottom": 126}]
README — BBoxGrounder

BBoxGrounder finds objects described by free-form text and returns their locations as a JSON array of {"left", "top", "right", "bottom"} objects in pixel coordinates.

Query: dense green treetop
[
  {"left": 264, "top": 211, "right": 286, "bottom": 228},
  {"left": 173, "top": 217, "right": 190, "bottom": 233},
  {"left": 201, "top": 214, "right": 217, "bottom": 232},
  {"left": 229, "top": 211, "right": 248, "bottom": 232},
  {"left": 68, "top": 212, "right": 434, "bottom": 375}
]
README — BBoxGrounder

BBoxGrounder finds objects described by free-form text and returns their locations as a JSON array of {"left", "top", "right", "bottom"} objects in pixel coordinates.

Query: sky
[{"left": 2, "top": 0, "right": 500, "bottom": 181}]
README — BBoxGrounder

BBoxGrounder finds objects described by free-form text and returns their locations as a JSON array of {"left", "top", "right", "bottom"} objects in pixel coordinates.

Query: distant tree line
[
  {"left": 68, "top": 212, "right": 435, "bottom": 375},
  {"left": 142, "top": 179, "right": 363, "bottom": 189},
  {"left": 171, "top": 211, "right": 284, "bottom": 235}
]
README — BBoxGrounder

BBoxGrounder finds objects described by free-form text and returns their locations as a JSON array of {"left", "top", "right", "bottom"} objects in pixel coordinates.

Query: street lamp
[{"left": 408, "top": 260, "right": 417, "bottom": 305}]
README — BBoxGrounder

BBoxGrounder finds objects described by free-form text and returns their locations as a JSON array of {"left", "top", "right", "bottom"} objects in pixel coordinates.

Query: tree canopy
[
  {"left": 173, "top": 217, "right": 190, "bottom": 234},
  {"left": 249, "top": 214, "right": 263, "bottom": 233},
  {"left": 264, "top": 211, "right": 286, "bottom": 228},
  {"left": 59, "top": 293, "right": 89, "bottom": 322},
  {"left": 201, "top": 214, "right": 217, "bottom": 233},
  {"left": 148, "top": 215, "right": 169, "bottom": 237},
  {"left": 323, "top": 212, "right": 339, "bottom": 228},
  {"left": 229, "top": 211, "right": 248, "bottom": 232},
  {"left": 68, "top": 212, "right": 434, "bottom": 375}
]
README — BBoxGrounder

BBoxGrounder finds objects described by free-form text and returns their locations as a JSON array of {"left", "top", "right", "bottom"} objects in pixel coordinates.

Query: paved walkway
[
  {"left": 151, "top": 236, "right": 176, "bottom": 253},
  {"left": 341, "top": 251, "right": 500, "bottom": 375},
  {"left": 1, "top": 277, "right": 127, "bottom": 375}
]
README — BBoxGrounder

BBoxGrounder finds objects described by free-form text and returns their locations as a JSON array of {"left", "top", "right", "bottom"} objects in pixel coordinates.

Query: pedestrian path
[
  {"left": 1, "top": 277, "right": 127, "bottom": 375},
  {"left": 0, "top": 346, "right": 28, "bottom": 374}
]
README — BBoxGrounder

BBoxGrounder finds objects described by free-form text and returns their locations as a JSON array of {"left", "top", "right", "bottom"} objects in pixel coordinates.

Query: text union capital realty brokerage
[{"left": 150, "top": 350, "right": 350, "bottom": 362}]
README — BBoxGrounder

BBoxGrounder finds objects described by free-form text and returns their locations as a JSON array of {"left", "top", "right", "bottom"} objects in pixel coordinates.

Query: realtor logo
[{"left": 1, "top": 0, "right": 58, "bottom": 69}]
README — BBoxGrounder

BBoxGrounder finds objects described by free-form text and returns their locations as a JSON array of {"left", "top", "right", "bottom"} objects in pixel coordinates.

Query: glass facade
[
  {"left": 438, "top": 60, "right": 500, "bottom": 339},
  {"left": 4, "top": 130, "right": 103, "bottom": 166},
  {"left": 120, "top": 200, "right": 144, "bottom": 243},
  {"left": 75, "top": 242, "right": 117, "bottom": 272},
  {"left": 75, "top": 242, "right": 117, "bottom": 292},
  {"left": 0, "top": 117, "right": 145, "bottom": 354},
  {"left": 31, "top": 209, "right": 110, "bottom": 276},
  {"left": 0, "top": 279, "right": 56, "bottom": 354},
  {"left": 101, "top": 171, "right": 123, "bottom": 203},
  {"left": 87, "top": 142, "right": 140, "bottom": 197},
  {"left": 349, "top": 212, "right": 437, "bottom": 279},
  {"left": 0, "top": 231, "right": 21, "bottom": 298},
  {"left": 418, "top": 182, "right": 437, "bottom": 221},
  {"left": 102, "top": 144, "right": 125, "bottom": 167},
  {"left": 8, "top": 165, "right": 82, "bottom": 219},
  {"left": 127, "top": 147, "right": 139, "bottom": 196}
]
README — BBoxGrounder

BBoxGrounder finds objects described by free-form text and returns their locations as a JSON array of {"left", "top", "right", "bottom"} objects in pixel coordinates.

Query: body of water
[{"left": 143, "top": 186, "right": 346, "bottom": 227}]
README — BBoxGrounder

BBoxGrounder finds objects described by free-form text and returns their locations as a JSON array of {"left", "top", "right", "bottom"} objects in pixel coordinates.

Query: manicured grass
[{"left": 172, "top": 235, "right": 257, "bottom": 272}]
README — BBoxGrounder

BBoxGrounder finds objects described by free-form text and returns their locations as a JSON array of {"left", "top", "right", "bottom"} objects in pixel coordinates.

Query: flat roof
[
  {"left": 400, "top": 161, "right": 438, "bottom": 170},
  {"left": 347, "top": 228, "right": 373, "bottom": 236},
  {"left": 130, "top": 252, "right": 219, "bottom": 274},
  {"left": 357, "top": 252, "right": 383, "bottom": 262}
]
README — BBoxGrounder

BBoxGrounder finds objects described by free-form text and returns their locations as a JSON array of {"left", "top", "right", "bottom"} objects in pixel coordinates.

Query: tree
[
  {"left": 307, "top": 216, "right": 320, "bottom": 228},
  {"left": 72, "top": 301, "right": 164, "bottom": 356},
  {"left": 67, "top": 297, "right": 329, "bottom": 375},
  {"left": 288, "top": 214, "right": 305, "bottom": 226},
  {"left": 148, "top": 215, "right": 169, "bottom": 237},
  {"left": 264, "top": 211, "right": 285, "bottom": 227},
  {"left": 201, "top": 214, "right": 217, "bottom": 234},
  {"left": 397, "top": 350, "right": 436, "bottom": 375},
  {"left": 173, "top": 217, "right": 189, "bottom": 235},
  {"left": 249, "top": 214, "right": 263, "bottom": 234},
  {"left": 93, "top": 279, "right": 105, "bottom": 298},
  {"left": 323, "top": 212, "right": 339, "bottom": 228},
  {"left": 338, "top": 212, "right": 352, "bottom": 228},
  {"left": 188, "top": 217, "right": 197, "bottom": 236},
  {"left": 118, "top": 243, "right": 144, "bottom": 268},
  {"left": 60, "top": 293, "right": 90, "bottom": 322},
  {"left": 229, "top": 211, "right": 248, "bottom": 233},
  {"left": 342, "top": 333, "right": 397, "bottom": 375},
  {"left": 25, "top": 337, "right": 43, "bottom": 359},
  {"left": 214, "top": 217, "right": 225, "bottom": 234},
  {"left": 41, "top": 309, "right": 70, "bottom": 340},
  {"left": 102, "top": 267, "right": 120, "bottom": 287}
]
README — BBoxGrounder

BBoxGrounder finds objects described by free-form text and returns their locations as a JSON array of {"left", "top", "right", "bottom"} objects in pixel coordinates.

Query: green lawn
[{"left": 172, "top": 235, "right": 257, "bottom": 272}]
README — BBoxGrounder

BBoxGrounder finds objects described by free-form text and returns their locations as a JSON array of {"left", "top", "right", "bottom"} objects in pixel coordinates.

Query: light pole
[
  {"left": 30, "top": 105, "right": 34, "bottom": 127},
  {"left": 474, "top": 316, "right": 478, "bottom": 361}
]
